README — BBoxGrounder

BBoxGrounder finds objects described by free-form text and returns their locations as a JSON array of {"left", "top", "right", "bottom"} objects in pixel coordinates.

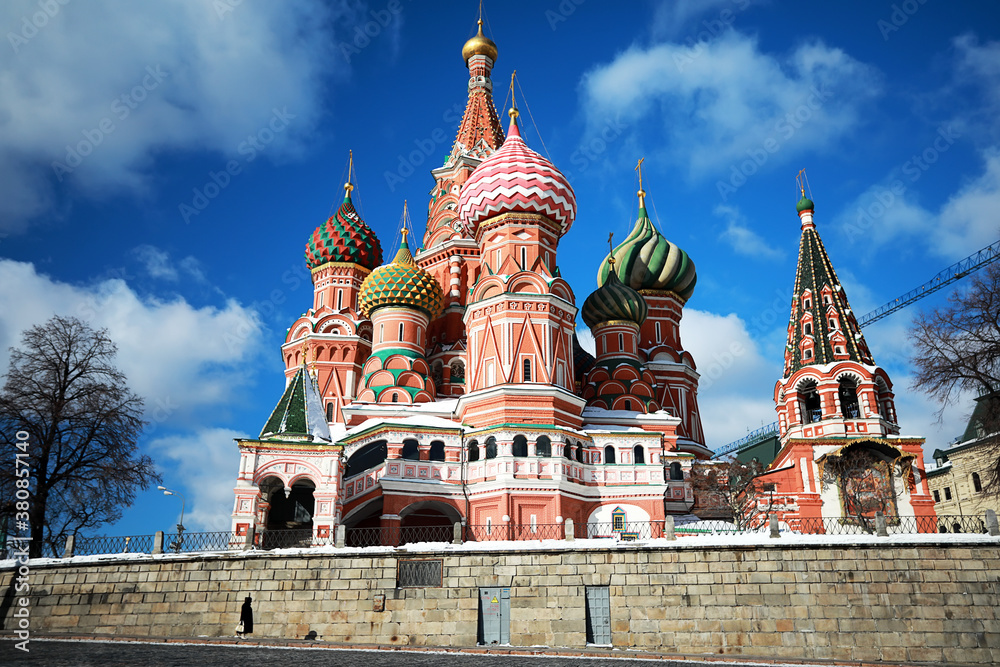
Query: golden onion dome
[{"left": 462, "top": 20, "right": 498, "bottom": 64}]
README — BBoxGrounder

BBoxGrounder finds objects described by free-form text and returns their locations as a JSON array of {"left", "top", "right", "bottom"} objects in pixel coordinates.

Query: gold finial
[
  {"left": 607, "top": 233, "right": 616, "bottom": 267},
  {"left": 300, "top": 337, "right": 314, "bottom": 372},
  {"left": 344, "top": 150, "right": 355, "bottom": 195},
  {"left": 401, "top": 200, "right": 410, "bottom": 243},
  {"left": 635, "top": 157, "right": 646, "bottom": 206},
  {"left": 796, "top": 168, "right": 808, "bottom": 197},
  {"left": 508, "top": 71, "right": 519, "bottom": 120}
]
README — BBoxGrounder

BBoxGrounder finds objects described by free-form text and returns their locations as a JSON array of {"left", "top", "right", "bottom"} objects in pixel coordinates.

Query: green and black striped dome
[
  {"left": 597, "top": 198, "right": 696, "bottom": 300},
  {"left": 581, "top": 269, "right": 647, "bottom": 329}
]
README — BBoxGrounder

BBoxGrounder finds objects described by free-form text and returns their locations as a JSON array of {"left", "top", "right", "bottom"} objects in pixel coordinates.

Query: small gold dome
[{"left": 462, "top": 20, "right": 497, "bottom": 64}]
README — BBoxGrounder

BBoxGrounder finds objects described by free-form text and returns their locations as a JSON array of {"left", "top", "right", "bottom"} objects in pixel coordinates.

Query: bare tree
[
  {"left": 820, "top": 447, "right": 904, "bottom": 533},
  {"left": 0, "top": 316, "right": 160, "bottom": 557},
  {"left": 910, "top": 262, "right": 1000, "bottom": 495},
  {"left": 690, "top": 459, "right": 775, "bottom": 531}
]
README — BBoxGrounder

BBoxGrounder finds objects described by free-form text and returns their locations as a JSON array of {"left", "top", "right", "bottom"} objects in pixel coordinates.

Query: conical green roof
[{"left": 260, "top": 365, "right": 331, "bottom": 442}]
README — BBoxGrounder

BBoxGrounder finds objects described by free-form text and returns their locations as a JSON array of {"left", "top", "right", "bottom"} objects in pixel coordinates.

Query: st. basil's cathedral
[{"left": 230, "top": 21, "right": 935, "bottom": 540}]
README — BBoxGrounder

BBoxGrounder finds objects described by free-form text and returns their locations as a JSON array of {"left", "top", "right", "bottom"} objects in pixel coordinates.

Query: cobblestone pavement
[{"left": 0, "top": 639, "right": 834, "bottom": 667}]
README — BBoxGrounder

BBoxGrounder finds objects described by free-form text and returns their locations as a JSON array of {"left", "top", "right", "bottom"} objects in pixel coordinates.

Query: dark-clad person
[{"left": 237, "top": 596, "right": 253, "bottom": 638}]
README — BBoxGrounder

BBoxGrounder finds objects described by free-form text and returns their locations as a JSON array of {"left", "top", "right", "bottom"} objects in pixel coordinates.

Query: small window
[
  {"left": 804, "top": 299, "right": 811, "bottom": 309},
  {"left": 318, "top": 292, "right": 325, "bottom": 307},
  {"left": 512, "top": 435, "right": 528, "bottom": 457},
  {"left": 391, "top": 392, "right": 398, "bottom": 403},
  {"left": 823, "top": 295, "right": 830, "bottom": 305},
  {"left": 564, "top": 443, "right": 573, "bottom": 459},
  {"left": 337, "top": 289, "right": 343, "bottom": 310},
  {"left": 326, "top": 403, "right": 334, "bottom": 422},
  {"left": 521, "top": 246, "right": 527, "bottom": 269},
  {"left": 523, "top": 358, "right": 532, "bottom": 382},
  {"left": 618, "top": 333, "right": 624, "bottom": 351},
  {"left": 655, "top": 322, "right": 661, "bottom": 340},
  {"left": 933, "top": 489, "right": 940, "bottom": 502},
  {"left": 468, "top": 441, "right": 480, "bottom": 462},
  {"left": 401, "top": 439, "right": 419, "bottom": 460},
  {"left": 803, "top": 349, "right": 813, "bottom": 360},
  {"left": 835, "top": 346, "right": 844, "bottom": 355},
  {"left": 398, "top": 322, "right": 404, "bottom": 341},
  {"left": 945, "top": 487, "right": 952, "bottom": 500},
  {"left": 973, "top": 472, "right": 983, "bottom": 493},
  {"left": 829, "top": 319, "right": 837, "bottom": 329},
  {"left": 485, "top": 437, "right": 497, "bottom": 459},
  {"left": 604, "top": 445, "right": 615, "bottom": 465},
  {"left": 804, "top": 323, "right": 812, "bottom": 335},
  {"left": 429, "top": 440, "right": 445, "bottom": 462},
  {"left": 669, "top": 462, "right": 683, "bottom": 480},
  {"left": 623, "top": 399, "right": 632, "bottom": 411},
  {"left": 633, "top": 445, "right": 645, "bottom": 464}
]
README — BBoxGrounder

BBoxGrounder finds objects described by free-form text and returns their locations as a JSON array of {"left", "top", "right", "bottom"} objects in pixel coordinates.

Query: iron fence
[
  {"left": 166, "top": 531, "right": 242, "bottom": 553},
  {"left": 465, "top": 523, "right": 564, "bottom": 542},
  {"left": 783, "top": 514, "right": 985, "bottom": 536},
  {"left": 257, "top": 528, "right": 320, "bottom": 550},
  {"left": 576, "top": 521, "right": 666, "bottom": 540},
  {"left": 75, "top": 534, "right": 155, "bottom": 556},
  {"left": 345, "top": 524, "right": 453, "bottom": 548}
]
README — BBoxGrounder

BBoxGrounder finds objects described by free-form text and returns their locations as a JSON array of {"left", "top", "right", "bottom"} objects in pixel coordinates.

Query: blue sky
[{"left": 1, "top": 0, "right": 998, "bottom": 535}]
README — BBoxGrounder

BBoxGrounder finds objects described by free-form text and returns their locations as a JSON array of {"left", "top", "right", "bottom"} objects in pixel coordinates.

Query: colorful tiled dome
[
  {"left": 358, "top": 231, "right": 444, "bottom": 319},
  {"left": 457, "top": 113, "right": 576, "bottom": 238},
  {"left": 305, "top": 186, "right": 383, "bottom": 270},
  {"left": 597, "top": 193, "right": 696, "bottom": 301},
  {"left": 581, "top": 268, "right": 648, "bottom": 329}
]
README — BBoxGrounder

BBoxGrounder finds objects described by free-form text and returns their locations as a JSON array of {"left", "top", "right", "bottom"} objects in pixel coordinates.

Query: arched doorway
[
  {"left": 262, "top": 478, "right": 315, "bottom": 531},
  {"left": 399, "top": 501, "right": 461, "bottom": 545}
]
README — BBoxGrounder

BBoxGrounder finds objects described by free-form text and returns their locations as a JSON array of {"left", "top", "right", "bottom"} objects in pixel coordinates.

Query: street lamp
[{"left": 158, "top": 485, "right": 186, "bottom": 551}]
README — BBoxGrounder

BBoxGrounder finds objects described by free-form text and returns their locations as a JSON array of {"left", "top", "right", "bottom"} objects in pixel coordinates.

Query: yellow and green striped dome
[{"left": 358, "top": 233, "right": 443, "bottom": 319}]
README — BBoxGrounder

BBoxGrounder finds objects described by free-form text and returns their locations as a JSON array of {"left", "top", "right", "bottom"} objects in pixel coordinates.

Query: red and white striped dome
[{"left": 458, "top": 118, "right": 576, "bottom": 237}]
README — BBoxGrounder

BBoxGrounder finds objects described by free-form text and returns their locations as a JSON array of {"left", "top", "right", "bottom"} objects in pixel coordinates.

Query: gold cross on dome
[{"left": 607, "top": 233, "right": 616, "bottom": 266}]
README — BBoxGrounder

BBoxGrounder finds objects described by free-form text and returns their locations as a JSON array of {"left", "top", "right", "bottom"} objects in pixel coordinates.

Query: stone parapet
[{"left": 3, "top": 538, "right": 1000, "bottom": 664}]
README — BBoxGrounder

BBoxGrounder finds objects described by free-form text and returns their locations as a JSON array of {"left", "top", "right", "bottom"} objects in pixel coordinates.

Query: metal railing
[
  {"left": 18, "top": 512, "right": 998, "bottom": 561},
  {"left": 75, "top": 534, "right": 155, "bottom": 556}
]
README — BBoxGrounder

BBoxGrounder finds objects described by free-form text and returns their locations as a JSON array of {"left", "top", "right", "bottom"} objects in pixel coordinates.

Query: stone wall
[{"left": 2, "top": 538, "right": 1000, "bottom": 664}]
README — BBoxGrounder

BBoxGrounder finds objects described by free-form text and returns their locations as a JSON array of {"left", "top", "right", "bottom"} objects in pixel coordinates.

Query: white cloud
[
  {"left": 715, "top": 204, "right": 783, "bottom": 259},
  {"left": 134, "top": 245, "right": 178, "bottom": 281},
  {"left": 837, "top": 148, "right": 1000, "bottom": 258},
  {"left": 0, "top": 259, "right": 265, "bottom": 424},
  {"left": 148, "top": 427, "right": 246, "bottom": 531},
  {"left": 0, "top": 0, "right": 355, "bottom": 231},
  {"left": 580, "top": 31, "right": 881, "bottom": 178},
  {"left": 651, "top": 0, "right": 746, "bottom": 39},
  {"left": 576, "top": 325, "right": 596, "bottom": 356}
]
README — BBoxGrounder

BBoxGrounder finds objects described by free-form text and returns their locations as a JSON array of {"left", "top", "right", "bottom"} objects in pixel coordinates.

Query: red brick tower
[
  {"left": 767, "top": 188, "right": 935, "bottom": 527},
  {"left": 416, "top": 19, "right": 505, "bottom": 398}
]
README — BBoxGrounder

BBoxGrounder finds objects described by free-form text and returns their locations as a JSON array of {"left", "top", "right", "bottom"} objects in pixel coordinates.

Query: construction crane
[{"left": 713, "top": 239, "right": 1000, "bottom": 458}]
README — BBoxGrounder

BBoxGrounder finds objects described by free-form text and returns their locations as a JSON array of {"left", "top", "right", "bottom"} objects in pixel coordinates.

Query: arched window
[
  {"left": 523, "top": 358, "right": 532, "bottom": 382},
  {"left": 604, "top": 445, "right": 616, "bottom": 464},
  {"left": 535, "top": 436, "right": 551, "bottom": 457},
  {"left": 838, "top": 377, "right": 860, "bottom": 419},
  {"left": 670, "top": 462, "right": 683, "bottom": 480},
  {"left": 624, "top": 399, "right": 632, "bottom": 411},
  {"left": 344, "top": 440, "right": 387, "bottom": 478},
  {"left": 401, "top": 439, "right": 419, "bottom": 460},
  {"left": 799, "top": 380, "right": 821, "bottom": 423},
  {"left": 512, "top": 435, "right": 528, "bottom": 457},
  {"left": 398, "top": 322, "right": 404, "bottom": 341},
  {"left": 467, "top": 440, "right": 480, "bottom": 462},
  {"left": 563, "top": 442, "right": 573, "bottom": 459},
  {"left": 485, "top": 437, "right": 497, "bottom": 459},
  {"left": 575, "top": 442, "right": 584, "bottom": 463},
  {"left": 973, "top": 472, "right": 983, "bottom": 493},
  {"left": 391, "top": 392, "right": 398, "bottom": 403},
  {"left": 633, "top": 444, "right": 645, "bottom": 464},
  {"left": 429, "top": 440, "right": 445, "bottom": 462}
]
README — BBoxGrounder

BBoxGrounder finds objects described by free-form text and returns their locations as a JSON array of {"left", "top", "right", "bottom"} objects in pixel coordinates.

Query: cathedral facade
[{"left": 230, "top": 22, "right": 710, "bottom": 541}]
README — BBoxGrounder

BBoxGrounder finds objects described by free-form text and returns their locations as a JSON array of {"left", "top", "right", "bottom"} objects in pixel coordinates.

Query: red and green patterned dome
[
  {"left": 358, "top": 230, "right": 444, "bottom": 319},
  {"left": 305, "top": 186, "right": 383, "bottom": 270}
]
